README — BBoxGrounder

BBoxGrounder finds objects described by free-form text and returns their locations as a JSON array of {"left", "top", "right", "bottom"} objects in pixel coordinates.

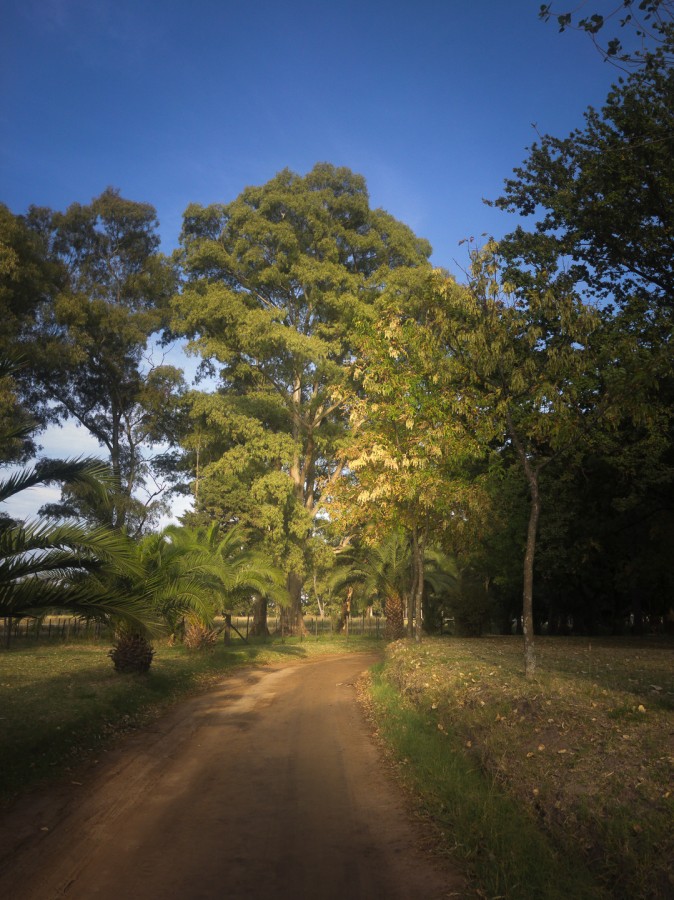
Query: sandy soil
[{"left": 0, "top": 653, "right": 468, "bottom": 899}]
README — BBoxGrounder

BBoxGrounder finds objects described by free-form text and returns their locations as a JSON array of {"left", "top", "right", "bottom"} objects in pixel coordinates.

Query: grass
[
  {"left": 3, "top": 630, "right": 672, "bottom": 897},
  {"left": 368, "top": 635, "right": 674, "bottom": 900},
  {"left": 0, "top": 632, "right": 382, "bottom": 802},
  {"left": 367, "top": 668, "right": 603, "bottom": 899}
]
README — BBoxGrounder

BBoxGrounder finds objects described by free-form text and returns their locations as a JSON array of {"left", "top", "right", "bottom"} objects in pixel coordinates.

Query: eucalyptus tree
[
  {"left": 173, "top": 164, "right": 431, "bottom": 633},
  {"left": 27, "top": 189, "right": 183, "bottom": 535},
  {"left": 0, "top": 205, "right": 62, "bottom": 462}
]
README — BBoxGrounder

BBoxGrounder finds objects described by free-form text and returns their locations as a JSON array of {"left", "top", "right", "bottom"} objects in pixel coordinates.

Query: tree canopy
[
  {"left": 2, "top": 12, "right": 673, "bottom": 672},
  {"left": 27, "top": 189, "right": 183, "bottom": 534},
  {"left": 172, "top": 163, "right": 432, "bottom": 633},
  {"left": 494, "top": 25, "right": 674, "bottom": 317}
]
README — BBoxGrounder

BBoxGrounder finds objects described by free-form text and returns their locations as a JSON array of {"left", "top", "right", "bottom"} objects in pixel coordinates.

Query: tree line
[{"left": 1, "top": 15, "right": 672, "bottom": 674}]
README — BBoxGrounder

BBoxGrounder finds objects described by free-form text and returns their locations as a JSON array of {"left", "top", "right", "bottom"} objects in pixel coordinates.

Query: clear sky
[
  {"left": 1, "top": 0, "right": 620, "bottom": 519},
  {"left": 3, "top": 0, "right": 619, "bottom": 262}
]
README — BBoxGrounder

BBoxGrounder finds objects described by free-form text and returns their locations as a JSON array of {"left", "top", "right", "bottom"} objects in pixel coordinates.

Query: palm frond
[{"left": 0, "top": 457, "right": 110, "bottom": 505}]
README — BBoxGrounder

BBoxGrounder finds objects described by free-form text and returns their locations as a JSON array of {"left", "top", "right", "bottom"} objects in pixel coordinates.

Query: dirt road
[{"left": 0, "top": 653, "right": 467, "bottom": 899}]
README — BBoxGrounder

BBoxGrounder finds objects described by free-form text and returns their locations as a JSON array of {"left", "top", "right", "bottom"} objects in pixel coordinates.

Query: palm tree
[
  {"left": 330, "top": 529, "right": 458, "bottom": 640},
  {"left": 330, "top": 530, "right": 410, "bottom": 639},
  {"left": 138, "top": 522, "right": 288, "bottom": 639},
  {"left": 1, "top": 452, "right": 155, "bottom": 646}
]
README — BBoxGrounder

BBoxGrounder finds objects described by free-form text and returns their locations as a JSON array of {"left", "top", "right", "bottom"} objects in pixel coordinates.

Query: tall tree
[
  {"left": 173, "top": 164, "right": 431, "bottom": 633},
  {"left": 438, "top": 243, "right": 601, "bottom": 675},
  {"left": 332, "top": 266, "right": 486, "bottom": 640},
  {"left": 494, "top": 24, "right": 674, "bottom": 316},
  {"left": 0, "top": 205, "right": 63, "bottom": 462},
  {"left": 30, "top": 189, "right": 182, "bottom": 534},
  {"left": 493, "top": 23, "right": 674, "bottom": 639}
]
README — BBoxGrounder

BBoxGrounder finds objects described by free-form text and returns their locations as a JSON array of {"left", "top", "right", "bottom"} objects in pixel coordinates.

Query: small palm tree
[
  {"left": 330, "top": 530, "right": 411, "bottom": 639},
  {"left": 330, "top": 529, "right": 458, "bottom": 640},
  {"left": 138, "top": 522, "right": 288, "bottom": 640},
  {"left": 1, "top": 452, "right": 155, "bottom": 646}
]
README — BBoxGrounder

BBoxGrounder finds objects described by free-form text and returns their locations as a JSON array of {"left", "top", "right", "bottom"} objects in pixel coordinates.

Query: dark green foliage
[
  {"left": 455, "top": 23, "right": 674, "bottom": 648},
  {"left": 0, "top": 208, "right": 63, "bottom": 460},
  {"left": 495, "top": 27, "right": 674, "bottom": 316}
]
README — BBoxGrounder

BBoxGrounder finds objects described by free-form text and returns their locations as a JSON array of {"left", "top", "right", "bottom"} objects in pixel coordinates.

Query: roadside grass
[
  {"left": 368, "top": 668, "right": 602, "bottom": 900},
  {"left": 370, "top": 636, "right": 674, "bottom": 900},
  {"left": 0, "top": 632, "right": 382, "bottom": 801}
]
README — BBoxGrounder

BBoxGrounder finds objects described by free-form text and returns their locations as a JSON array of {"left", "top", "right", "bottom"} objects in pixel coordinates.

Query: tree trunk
[
  {"left": 411, "top": 526, "right": 427, "bottom": 643},
  {"left": 384, "top": 593, "right": 406, "bottom": 640},
  {"left": 335, "top": 586, "right": 352, "bottom": 634},
  {"left": 405, "top": 591, "right": 413, "bottom": 637},
  {"left": 279, "top": 571, "right": 307, "bottom": 636},
  {"left": 522, "top": 467, "right": 541, "bottom": 678},
  {"left": 312, "top": 573, "right": 325, "bottom": 617},
  {"left": 507, "top": 409, "right": 542, "bottom": 679},
  {"left": 249, "top": 595, "right": 269, "bottom": 637}
]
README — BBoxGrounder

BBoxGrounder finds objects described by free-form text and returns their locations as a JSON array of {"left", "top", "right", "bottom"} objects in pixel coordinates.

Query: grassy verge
[
  {"left": 369, "top": 636, "right": 673, "bottom": 900},
  {"left": 0, "top": 633, "right": 381, "bottom": 802}
]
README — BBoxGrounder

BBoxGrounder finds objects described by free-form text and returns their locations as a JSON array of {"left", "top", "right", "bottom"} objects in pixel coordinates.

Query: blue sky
[
  {"left": 1, "top": 0, "right": 620, "bottom": 519},
  {"left": 3, "top": 0, "right": 619, "bottom": 263}
]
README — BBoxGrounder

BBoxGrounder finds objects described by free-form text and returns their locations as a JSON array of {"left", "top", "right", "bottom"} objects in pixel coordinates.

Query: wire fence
[
  {"left": 0, "top": 613, "right": 386, "bottom": 644},
  {"left": 0, "top": 616, "right": 114, "bottom": 644}
]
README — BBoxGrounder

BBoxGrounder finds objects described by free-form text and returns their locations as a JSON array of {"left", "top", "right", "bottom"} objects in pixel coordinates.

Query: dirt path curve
[{"left": 0, "top": 653, "right": 467, "bottom": 899}]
